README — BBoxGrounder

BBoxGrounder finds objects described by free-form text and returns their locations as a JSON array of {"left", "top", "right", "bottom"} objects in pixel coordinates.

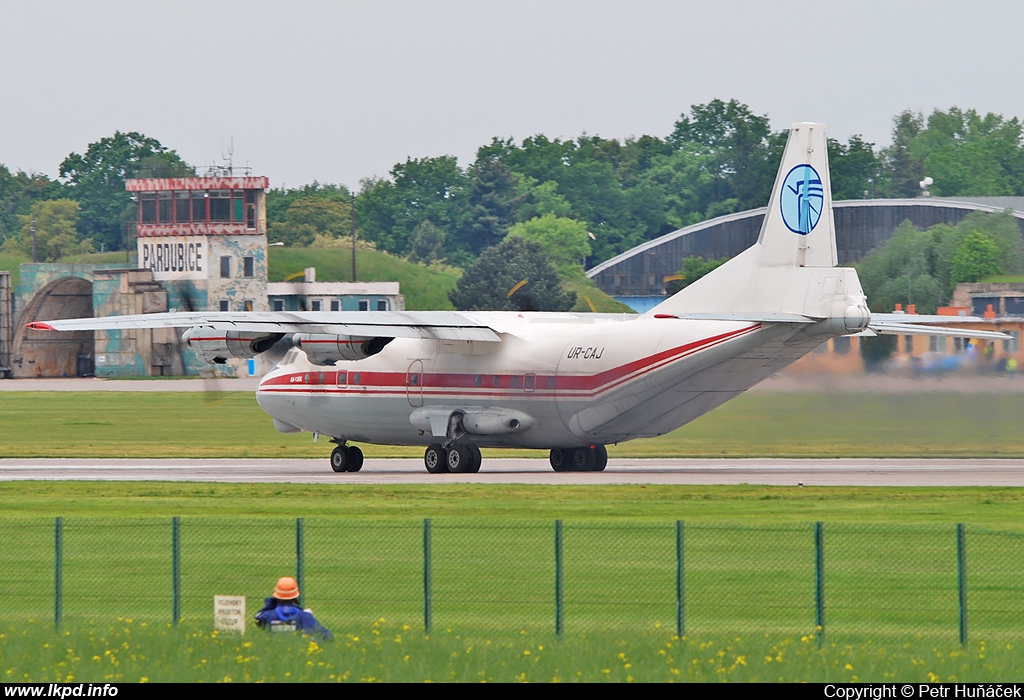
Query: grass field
[
  {"left": 3, "top": 623, "right": 1021, "bottom": 682},
  {"left": 2, "top": 390, "right": 1024, "bottom": 459}
]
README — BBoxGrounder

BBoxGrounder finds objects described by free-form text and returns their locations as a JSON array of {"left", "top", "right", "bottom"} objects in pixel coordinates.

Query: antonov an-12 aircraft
[{"left": 30, "top": 123, "right": 1006, "bottom": 474}]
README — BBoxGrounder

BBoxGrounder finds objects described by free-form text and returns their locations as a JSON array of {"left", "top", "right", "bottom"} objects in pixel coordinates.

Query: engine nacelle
[
  {"left": 182, "top": 325, "right": 284, "bottom": 365},
  {"left": 292, "top": 334, "right": 393, "bottom": 366}
]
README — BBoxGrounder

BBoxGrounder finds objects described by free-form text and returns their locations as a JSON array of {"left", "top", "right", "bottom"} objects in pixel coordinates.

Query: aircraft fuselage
[{"left": 255, "top": 312, "right": 820, "bottom": 450}]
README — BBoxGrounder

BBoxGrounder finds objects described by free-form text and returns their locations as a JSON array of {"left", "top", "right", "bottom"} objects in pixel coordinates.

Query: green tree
[
  {"left": 59, "top": 132, "right": 192, "bottom": 251},
  {"left": 513, "top": 176, "right": 573, "bottom": 222},
  {"left": 268, "top": 196, "right": 352, "bottom": 247},
  {"left": 882, "top": 111, "right": 925, "bottom": 198},
  {"left": 460, "top": 157, "right": 524, "bottom": 254},
  {"left": 2, "top": 199, "right": 91, "bottom": 261},
  {"left": 506, "top": 213, "right": 591, "bottom": 275},
  {"left": 669, "top": 99, "right": 786, "bottom": 210},
  {"left": 408, "top": 219, "right": 446, "bottom": 263},
  {"left": 855, "top": 220, "right": 945, "bottom": 313},
  {"left": 449, "top": 236, "right": 575, "bottom": 311},
  {"left": 828, "top": 135, "right": 884, "bottom": 199},
  {"left": 854, "top": 212, "right": 1022, "bottom": 313},
  {"left": 266, "top": 182, "right": 351, "bottom": 227},
  {"left": 354, "top": 156, "right": 470, "bottom": 261},
  {"left": 951, "top": 230, "right": 1002, "bottom": 285},
  {"left": 0, "top": 165, "right": 62, "bottom": 244}
]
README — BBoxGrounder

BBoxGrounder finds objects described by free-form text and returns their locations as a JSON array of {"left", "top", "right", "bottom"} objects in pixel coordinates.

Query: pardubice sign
[{"left": 138, "top": 237, "right": 206, "bottom": 280}]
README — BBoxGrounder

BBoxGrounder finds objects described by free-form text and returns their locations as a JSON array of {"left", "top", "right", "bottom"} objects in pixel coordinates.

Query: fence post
[
  {"left": 815, "top": 521, "right": 825, "bottom": 642},
  {"left": 957, "top": 523, "right": 968, "bottom": 646},
  {"left": 676, "top": 520, "right": 685, "bottom": 637},
  {"left": 295, "top": 518, "right": 305, "bottom": 608},
  {"left": 54, "top": 517, "right": 63, "bottom": 631},
  {"left": 172, "top": 516, "right": 181, "bottom": 626},
  {"left": 423, "top": 518, "right": 432, "bottom": 633},
  {"left": 555, "top": 519, "right": 563, "bottom": 636}
]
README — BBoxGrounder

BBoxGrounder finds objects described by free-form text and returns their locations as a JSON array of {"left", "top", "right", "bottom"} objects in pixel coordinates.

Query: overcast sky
[{"left": 2, "top": 0, "right": 1022, "bottom": 190}]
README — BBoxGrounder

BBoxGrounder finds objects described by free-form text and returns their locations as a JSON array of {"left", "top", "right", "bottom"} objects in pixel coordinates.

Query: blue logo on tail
[{"left": 780, "top": 164, "right": 824, "bottom": 234}]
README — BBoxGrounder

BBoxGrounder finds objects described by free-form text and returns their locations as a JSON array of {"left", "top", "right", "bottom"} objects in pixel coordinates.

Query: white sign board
[
  {"left": 214, "top": 595, "right": 246, "bottom": 633},
  {"left": 138, "top": 237, "right": 208, "bottom": 280}
]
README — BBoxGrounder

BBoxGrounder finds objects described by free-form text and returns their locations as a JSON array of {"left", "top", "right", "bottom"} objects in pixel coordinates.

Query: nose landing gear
[{"left": 329, "top": 441, "right": 364, "bottom": 472}]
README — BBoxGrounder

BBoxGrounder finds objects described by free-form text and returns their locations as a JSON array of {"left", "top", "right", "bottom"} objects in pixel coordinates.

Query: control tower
[{"left": 126, "top": 175, "right": 270, "bottom": 314}]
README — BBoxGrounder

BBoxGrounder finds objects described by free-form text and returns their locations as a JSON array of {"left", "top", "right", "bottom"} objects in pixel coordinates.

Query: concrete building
[
  {"left": 267, "top": 268, "right": 404, "bottom": 312},
  {"left": 11, "top": 263, "right": 179, "bottom": 378}
]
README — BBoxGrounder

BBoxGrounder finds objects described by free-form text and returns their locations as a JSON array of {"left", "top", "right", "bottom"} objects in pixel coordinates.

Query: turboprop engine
[
  {"left": 292, "top": 333, "right": 394, "bottom": 365},
  {"left": 182, "top": 325, "right": 284, "bottom": 365}
]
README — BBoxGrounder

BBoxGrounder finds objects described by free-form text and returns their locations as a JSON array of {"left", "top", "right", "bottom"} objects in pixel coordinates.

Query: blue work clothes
[{"left": 254, "top": 598, "right": 334, "bottom": 641}]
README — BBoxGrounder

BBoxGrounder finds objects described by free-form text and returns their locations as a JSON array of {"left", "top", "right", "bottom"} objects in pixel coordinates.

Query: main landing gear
[
  {"left": 329, "top": 441, "right": 364, "bottom": 473},
  {"left": 424, "top": 442, "right": 482, "bottom": 474},
  {"left": 549, "top": 444, "right": 608, "bottom": 472},
  {"left": 422, "top": 410, "right": 482, "bottom": 474}
]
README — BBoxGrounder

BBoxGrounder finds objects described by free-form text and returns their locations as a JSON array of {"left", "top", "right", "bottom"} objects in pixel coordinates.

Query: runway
[{"left": 2, "top": 458, "right": 1023, "bottom": 486}]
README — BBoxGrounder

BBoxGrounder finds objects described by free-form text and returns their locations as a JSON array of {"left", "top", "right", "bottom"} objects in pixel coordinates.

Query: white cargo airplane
[{"left": 29, "top": 123, "right": 1006, "bottom": 474}]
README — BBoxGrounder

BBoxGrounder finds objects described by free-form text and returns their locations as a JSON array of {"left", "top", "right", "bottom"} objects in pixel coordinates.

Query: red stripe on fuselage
[{"left": 259, "top": 324, "right": 759, "bottom": 398}]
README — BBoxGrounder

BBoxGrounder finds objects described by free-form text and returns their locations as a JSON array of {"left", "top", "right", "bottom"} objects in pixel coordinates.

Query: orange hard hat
[{"left": 273, "top": 576, "right": 300, "bottom": 600}]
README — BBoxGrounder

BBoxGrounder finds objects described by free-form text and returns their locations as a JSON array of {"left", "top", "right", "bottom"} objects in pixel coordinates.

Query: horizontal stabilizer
[
  {"left": 869, "top": 313, "right": 994, "bottom": 325},
  {"left": 868, "top": 321, "right": 1009, "bottom": 341}
]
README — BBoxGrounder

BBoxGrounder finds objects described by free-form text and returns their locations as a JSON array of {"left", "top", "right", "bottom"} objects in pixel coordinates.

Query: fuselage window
[
  {"left": 546, "top": 376, "right": 555, "bottom": 389},
  {"left": 510, "top": 376, "right": 519, "bottom": 389},
  {"left": 336, "top": 371, "right": 347, "bottom": 386},
  {"left": 318, "top": 372, "right": 326, "bottom": 384},
  {"left": 304, "top": 373, "right": 310, "bottom": 384},
  {"left": 524, "top": 374, "right": 536, "bottom": 391},
  {"left": 352, "top": 373, "right": 361, "bottom": 384},
  {"left": 492, "top": 376, "right": 500, "bottom": 388},
  {"left": 410, "top": 373, "right": 420, "bottom": 386},
  {"left": 474, "top": 375, "right": 482, "bottom": 387}
]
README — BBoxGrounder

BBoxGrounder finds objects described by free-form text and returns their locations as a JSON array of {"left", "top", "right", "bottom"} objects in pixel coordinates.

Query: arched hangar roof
[{"left": 586, "top": 197, "right": 1024, "bottom": 298}]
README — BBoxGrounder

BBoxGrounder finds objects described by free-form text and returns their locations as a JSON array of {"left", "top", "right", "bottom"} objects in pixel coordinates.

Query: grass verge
[
  {"left": 2, "top": 622, "right": 1018, "bottom": 682},
  {"left": 2, "top": 391, "right": 1024, "bottom": 459}
]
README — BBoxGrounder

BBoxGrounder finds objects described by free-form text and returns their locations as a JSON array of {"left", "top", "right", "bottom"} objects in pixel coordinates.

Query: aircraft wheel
[
  {"left": 330, "top": 446, "right": 348, "bottom": 473},
  {"left": 424, "top": 444, "right": 447, "bottom": 474},
  {"left": 591, "top": 444, "right": 608, "bottom": 472},
  {"left": 570, "top": 447, "right": 595, "bottom": 472},
  {"left": 466, "top": 443, "right": 482, "bottom": 473},
  {"left": 346, "top": 445, "right": 364, "bottom": 472},
  {"left": 446, "top": 443, "right": 472, "bottom": 473},
  {"left": 549, "top": 448, "right": 570, "bottom": 472}
]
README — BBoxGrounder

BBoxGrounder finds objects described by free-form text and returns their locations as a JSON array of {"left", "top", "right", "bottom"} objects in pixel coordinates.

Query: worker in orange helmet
[{"left": 254, "top": 576, "right": 333, "bottom": 641}]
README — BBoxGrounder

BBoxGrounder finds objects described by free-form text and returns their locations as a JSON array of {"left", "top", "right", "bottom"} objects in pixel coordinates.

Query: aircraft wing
[{"left": 27, "top": 310, "right": 503, "bottom": 342}]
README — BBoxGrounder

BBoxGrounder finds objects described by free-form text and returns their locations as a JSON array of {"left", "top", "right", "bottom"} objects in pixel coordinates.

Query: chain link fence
[{"left": 1, "top": 518, "right": 1021, "bottom": 640}]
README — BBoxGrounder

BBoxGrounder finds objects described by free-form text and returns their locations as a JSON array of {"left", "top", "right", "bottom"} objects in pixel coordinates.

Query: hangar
[{"left": 587, "top": 197, "right": 1024, "bottom": 312}]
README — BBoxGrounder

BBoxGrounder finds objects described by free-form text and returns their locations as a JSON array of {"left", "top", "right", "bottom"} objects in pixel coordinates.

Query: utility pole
[
  {"left": 350, "top": 191, "right": 357, "bottom": 283},
  {"left": 30, "top": 219, "right": 36, "bottom": 263}
]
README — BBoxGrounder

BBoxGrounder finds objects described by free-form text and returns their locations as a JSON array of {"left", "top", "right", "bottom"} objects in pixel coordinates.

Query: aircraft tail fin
[{"left": 647, "top": 122, "right": 852, "bottom": 320}]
